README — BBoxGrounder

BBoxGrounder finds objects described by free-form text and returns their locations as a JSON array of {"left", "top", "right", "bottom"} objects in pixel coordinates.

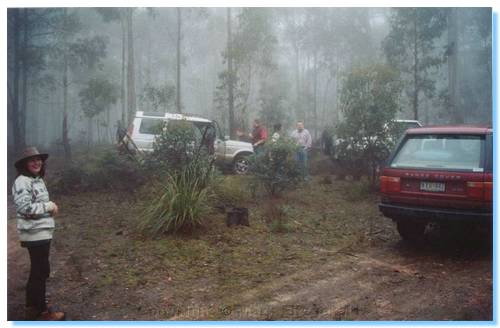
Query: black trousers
[{"left": 26, "top": 242, "right": 51, "bottom": 312}]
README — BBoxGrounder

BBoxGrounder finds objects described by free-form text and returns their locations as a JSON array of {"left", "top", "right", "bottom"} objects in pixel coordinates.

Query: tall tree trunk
[
  {"left": 106, "top": 108, "right": 111, "bottom": 142},
  {"left": 11, "top": 9, "right": 23, "bottom": 151},
  {"left": 227, "top": 8, "right": 235, "bottom": 138},
  {"left": 447, "top": 8, "right": 461, "bottom": 124},
  {"left": 321, "top": 76, "right": 333, "bottom": 126},
  {"left": 294, "top": 38, "right": 301, "bottom": 123},
  {"left": 87, "top": 116, "right": 93, "bottom": 147},
  {"left": 61, "top": 8, "right": 71, "bottom": 161},
  {"left": 412, "top": 12, "right": 419, "bottom": 121},
  {"left": 126, "top": 8, "right": 136, "bottom": 125},
  {"left": 312, "top": 50, "right": 318, "bottom": 140},
  {"left": 176, "top": 7, "right": 182, "bottom": 113},
  {"left": 146, "top": 21, "right": 152, "bottom": 112},
  {"left": 21, "top": 9, "right": 29, "bottom": 146},
  {"left": 62, "top": 50, "right": 71, "bottom": 160},
  {"left": 120, "top": 11, "right": 127, "bottom": 126}
]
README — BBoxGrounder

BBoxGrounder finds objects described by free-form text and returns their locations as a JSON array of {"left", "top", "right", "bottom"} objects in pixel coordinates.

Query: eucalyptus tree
[
  {"left": 8, "top": 9, "right": 25, "bottom": 150},
  {"left": 79, "top": 77, "right": 118, "bottom": 146},
  {"left": 337, "top": 64, "right": 401, "bottom": 183},
  {"left": 383, "top": 8, "right": 447, "bottom": 121},
  {"left": 8, "top": 8, "right": 58, "bottom": 149},
  {"left": 45, "top": 8, "right": 108, "bottom": 160},
  {"left": 215, "top": 8, "right": 277, "bottom": 137},
  {"left": 96, "top": 8, "right": 128, "bottom": 125}
]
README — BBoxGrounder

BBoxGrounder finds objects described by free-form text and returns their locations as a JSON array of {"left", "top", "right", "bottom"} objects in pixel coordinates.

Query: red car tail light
[
  {"left": 466, "top": 182, "right": 492, "bottom": 201},
  {"left": 380, "top": 176, "right": 401, "bottom": 193}
]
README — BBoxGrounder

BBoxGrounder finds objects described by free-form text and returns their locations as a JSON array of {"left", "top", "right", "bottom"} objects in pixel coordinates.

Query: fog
[{"left": 7, "top": 7, "right": 492, "bottom": 154}]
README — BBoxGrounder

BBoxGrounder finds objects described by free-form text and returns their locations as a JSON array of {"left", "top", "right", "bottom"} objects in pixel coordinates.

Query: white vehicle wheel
[{"left": 233, "top": 155, "right": 250, "bottom": 175}]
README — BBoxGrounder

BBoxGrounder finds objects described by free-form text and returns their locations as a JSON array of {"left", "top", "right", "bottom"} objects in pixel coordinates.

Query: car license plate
[{"left": 420, "top": 181, "right": 445, "bottom": 192}]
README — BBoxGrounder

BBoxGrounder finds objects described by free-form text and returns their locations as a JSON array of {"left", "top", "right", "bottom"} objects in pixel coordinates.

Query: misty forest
[
  {"left": 7, "top": 7, "right": 492, "bottom": 154},
  {"left": 7, "top": 7, "right": 493, "bottom": 321}
]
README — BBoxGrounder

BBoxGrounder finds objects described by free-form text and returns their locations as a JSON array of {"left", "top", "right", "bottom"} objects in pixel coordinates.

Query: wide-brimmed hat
[{"left": 14, "top": 147, "right": 49, "bottom": 169}]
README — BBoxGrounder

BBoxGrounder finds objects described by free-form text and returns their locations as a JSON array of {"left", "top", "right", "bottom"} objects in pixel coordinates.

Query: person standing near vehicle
[
  {"left": 12, "top": 147, "right": 65, "bottom": 321},
  {"left": 291, "top": 121, "right": 312, "bottom": 179},
  {"left": 249, "top": 119, "right": 268, "bottom": 154}
]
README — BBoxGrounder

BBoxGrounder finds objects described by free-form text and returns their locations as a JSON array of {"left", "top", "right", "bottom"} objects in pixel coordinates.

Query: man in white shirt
[{"left": 290, "top": 121, "right": 312, "bottom": 179}]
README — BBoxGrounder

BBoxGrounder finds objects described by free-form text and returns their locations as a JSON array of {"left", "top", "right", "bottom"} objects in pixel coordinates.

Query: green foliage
[
  {"left": 343, "top": 180, "right": 372, "bottom": 202},
  {"left": 139, "top": 120, "right": 216, "bottom": 236},
  {"left": 335, "top": 64, "right": 401, "bottom": 183},
  {"left": 142, "top": 120, "right": 214, "bottom": 177},
  {"left": 263, "top": 202, "right": 293, "bottom": 233},
  {"left": 140, "top": 83, "right": 176, "bottom": 112},
  {"left": 383, "top": 8, "right": 447, "bottom": 119},
  {"left": 79, "top": 77, "right": 118, "bottom": 119},
  {"left": 214, "top": 8, "right": 278, "bottom": 132},
  {"left": 258, "top": 71, "right": 291, "bottom": 127},
  {"left": 210, "top": 175, "right": 251, "bottom": 209},
  {"left": 139, "top": 158, "right": 215, "bottom": 236},
  {"left": 71, "top": 35, "right": 109, "bottom": 69},
  {"left": 249, "top": 139, "right": 302, "bottom": 196},
  {"left": 49, "top": 147, "right": 145, "bottom": 193},
  {"left": 233, "top": 8, "right": 277, "bottom": 71}
]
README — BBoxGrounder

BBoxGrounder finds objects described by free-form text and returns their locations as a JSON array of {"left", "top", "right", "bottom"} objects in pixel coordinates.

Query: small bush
[
  {"left": 343, "top": 180, "right": 372, "bottom": 202},
  {"left": 142, "top": 120, "right": 214, "bottom": 177},
  {"left": 209, "top": 175, "right": 252, "bottom": 209},
  {"left": 49, "top": 146, "right": 144, "bottom": 193},
  {"left": 139, "top": 158, "right": 214, "bottom": 235},
  {"left": 262, "top": 200, "right": 293, "bottom": 233},
  {"left": 249, "top": 140, "right": 303, "bottom": 196}
]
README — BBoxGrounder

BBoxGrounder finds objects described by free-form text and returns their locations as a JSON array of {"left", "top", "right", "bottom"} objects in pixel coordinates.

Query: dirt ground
[{"left": 7, "top": 176, "right": 492, "bottom": 321}]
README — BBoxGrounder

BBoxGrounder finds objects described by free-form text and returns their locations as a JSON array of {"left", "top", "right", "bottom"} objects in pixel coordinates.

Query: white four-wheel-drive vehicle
[{"left": 119, "top": 111, "right": 254, "bottom": 174}]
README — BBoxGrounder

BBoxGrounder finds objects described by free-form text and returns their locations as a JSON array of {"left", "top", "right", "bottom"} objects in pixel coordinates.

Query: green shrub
[
  {"left": 209, "top": 175, "right": 252, "bottom": 209},
  {"left": 249, "top": 140, "right": 303, "bottom": 196},
  {"left": 139, "top": 154, "right": 215, "bottom": 236},
  {"left": 142, "top": 120, "right": 214, "bottom": 177},
  {"left": 262, "top": 201, "right": 293, "bottom": 233},
  {"left": 49, "top": 146, "right": 144, "bottom": 193},
  {"left": 86, "top": 150, "right": 146, "bottom": 191},
  {"left": 343, "top": 180, "right": 372, "bottom": 202},
  {"left": 335, "top": 64, "right": 400, "bottom": 184}
]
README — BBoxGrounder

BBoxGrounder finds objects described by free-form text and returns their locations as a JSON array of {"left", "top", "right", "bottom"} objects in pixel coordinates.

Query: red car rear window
[{"left": 391, "top": 135, "right": 484, "bottom": 172}]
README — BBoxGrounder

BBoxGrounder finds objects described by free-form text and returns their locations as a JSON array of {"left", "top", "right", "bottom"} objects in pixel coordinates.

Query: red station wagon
[{"left": 379, "top": 126, "right": 493, "bottom": 242}]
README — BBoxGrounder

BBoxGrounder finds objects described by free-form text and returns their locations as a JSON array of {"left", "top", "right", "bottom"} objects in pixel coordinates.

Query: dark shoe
[{"left": 37, "top": 310, "right": 66, "bottom": 321}]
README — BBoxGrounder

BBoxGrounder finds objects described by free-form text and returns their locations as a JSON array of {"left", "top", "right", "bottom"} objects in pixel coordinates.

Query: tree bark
[
  {"left": 447, "top": 8, "right": 462, "bottom": 123},
  {"left": 87, "top": 116, "right": 93, "bottom": 147},
  {"left": 312, "top": 50, "right": 318, "bottom": 140},
  {"left": 21, "top": 9, "right": 29, "bottom": 146},
  {"left": 176, "top": 8, "right": 182, "bottom": 113},
  {"left": 412, "top": 11, "right": 419, "bottom": 121},
  {"left": 61, "top": 8, "right": 71, "bottom": 161},
  {"left": 120, "top": 10, "right": 127, "bottom": 125},
  {"left": 126, "top": 8, "right": 136, "bottom": 125},
  {"left": 227, "top": 8, "right": 236, "bottom": 138},
  {"left": 11, "top": 9, "right": 23, "bottom": 151},
  {"left": 62, "top": 49, "right": 71, "bottom": 160}
]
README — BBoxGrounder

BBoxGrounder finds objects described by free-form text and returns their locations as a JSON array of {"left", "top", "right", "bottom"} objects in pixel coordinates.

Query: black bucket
[{"left": 226, "top": 207, "right": 249, "bottom": 227}]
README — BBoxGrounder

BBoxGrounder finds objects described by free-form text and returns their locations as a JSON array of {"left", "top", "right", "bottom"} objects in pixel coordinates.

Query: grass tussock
[{"left": 139, "top": 160, "right": 214, "bottom": 236}]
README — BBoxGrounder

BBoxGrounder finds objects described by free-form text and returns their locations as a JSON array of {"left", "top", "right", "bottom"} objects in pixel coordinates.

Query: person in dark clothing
[
  {"left": 12, "top": 147, "right": 65, "bottom": 321},
  {"left": 321, "top": 127, "right": 334, "bottom": 156}
]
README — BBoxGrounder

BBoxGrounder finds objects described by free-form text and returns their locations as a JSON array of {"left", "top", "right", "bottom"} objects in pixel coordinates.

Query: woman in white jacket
[{"left": 12, "top": 147, "right": 65, "bottom": 321}]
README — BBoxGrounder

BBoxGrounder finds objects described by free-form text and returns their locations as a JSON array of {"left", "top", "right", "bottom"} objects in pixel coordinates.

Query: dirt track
[{"left": 7, "top": 190, "right": 492, "bottom": 321}]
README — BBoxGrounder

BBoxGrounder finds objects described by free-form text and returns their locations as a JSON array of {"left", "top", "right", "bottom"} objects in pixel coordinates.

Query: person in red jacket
[{"left": 249, "top": 119, "right": 268, "bottom": 154}]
